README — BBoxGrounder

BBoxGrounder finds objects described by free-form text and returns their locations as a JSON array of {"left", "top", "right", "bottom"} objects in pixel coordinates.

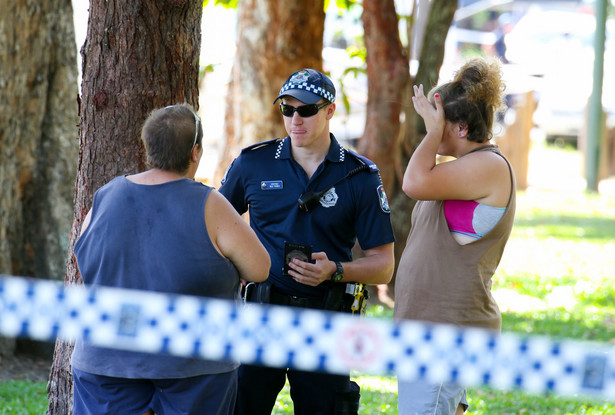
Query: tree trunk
[
  {"left": 47, "top": 1, "right": 202, "bottom": 412},
  {"left": 358, "top": 0, "right": 409, "bottom": 197},
  {"left": 0, "top": 0, "right": 79, "bottom": 355},
  {"left": 214, "top": 0, "right": 325, "bottom": 184}
]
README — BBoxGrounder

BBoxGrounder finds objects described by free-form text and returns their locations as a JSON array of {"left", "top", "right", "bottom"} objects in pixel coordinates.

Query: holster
[{"left": 244, "top": 281, "right": 271, "bottom": 304}]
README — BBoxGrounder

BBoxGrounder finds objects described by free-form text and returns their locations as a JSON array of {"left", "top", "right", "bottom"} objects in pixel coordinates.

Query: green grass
[
  {"left": 2, "top": 145, "right": 614, "bottom": 414},
  {"left": 0, "top": 380, "right": 47, "bottom": 415}
]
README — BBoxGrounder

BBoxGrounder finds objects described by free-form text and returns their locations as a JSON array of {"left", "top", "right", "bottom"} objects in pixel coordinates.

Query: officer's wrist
[{"left": 330, "top": 261, "right": 344, "bottom": 282}]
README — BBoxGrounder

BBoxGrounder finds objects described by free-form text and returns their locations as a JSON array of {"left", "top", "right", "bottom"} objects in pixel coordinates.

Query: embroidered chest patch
[{"left": 319, "top": 187, "right": 338, "bottom": 208}]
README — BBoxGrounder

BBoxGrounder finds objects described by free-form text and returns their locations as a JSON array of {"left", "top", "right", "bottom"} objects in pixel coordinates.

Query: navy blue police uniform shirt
[{"left": 219, "top": 134, "right": 395, "bottom": 299}]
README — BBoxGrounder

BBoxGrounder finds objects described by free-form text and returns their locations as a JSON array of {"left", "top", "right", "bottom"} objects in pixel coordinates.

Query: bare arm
[
  {"left": 205, "top": 190, "right": 270, "bottom": 282},
  {"left": 402, "top": 85, "right": 446, "bottom": 200},
  {"left": 287, "top": 242, "right": 395, "bottom": 287}
]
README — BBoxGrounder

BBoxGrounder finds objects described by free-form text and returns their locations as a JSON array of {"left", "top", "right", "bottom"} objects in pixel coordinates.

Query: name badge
[{"left": 261, "top": 180, "right": 283, "bottom": 190}]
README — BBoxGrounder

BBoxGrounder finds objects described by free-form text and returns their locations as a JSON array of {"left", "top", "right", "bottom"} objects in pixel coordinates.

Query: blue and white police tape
[{"left": 1, "top": 274, "right": 613, "bottom": 401}]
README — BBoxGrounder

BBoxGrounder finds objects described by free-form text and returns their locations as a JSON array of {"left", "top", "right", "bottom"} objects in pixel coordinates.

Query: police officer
[{"left": 219, "top": 68, "right": 395, "bottom": 415}]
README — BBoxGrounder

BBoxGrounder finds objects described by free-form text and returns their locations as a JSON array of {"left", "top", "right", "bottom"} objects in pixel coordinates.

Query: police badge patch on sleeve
[
  {"left": 377, "top": 185, "right": 390, "bottom": 213},
  {"left": 220, "top": 163, "right": 232, "bottom": 185}
]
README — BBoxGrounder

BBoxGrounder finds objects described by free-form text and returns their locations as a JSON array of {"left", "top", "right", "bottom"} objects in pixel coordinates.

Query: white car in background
[{"left": 505, "top": 9, "right": 615, "bottom": 144}]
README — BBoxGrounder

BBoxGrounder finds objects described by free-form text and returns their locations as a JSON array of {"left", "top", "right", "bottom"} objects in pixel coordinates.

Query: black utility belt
[{"left": 242, "top": 281, "right": 369, "bottom": 315}]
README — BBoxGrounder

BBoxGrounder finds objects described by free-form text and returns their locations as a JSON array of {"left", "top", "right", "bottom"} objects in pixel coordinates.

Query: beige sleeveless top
[{"left": 394, "top": 145, "right": 516, "bottom": 331}]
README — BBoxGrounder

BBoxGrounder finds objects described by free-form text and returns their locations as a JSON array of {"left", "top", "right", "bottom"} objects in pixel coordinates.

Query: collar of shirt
[{"left": 274, "top": 133, "right": 346, "bottom": 163}]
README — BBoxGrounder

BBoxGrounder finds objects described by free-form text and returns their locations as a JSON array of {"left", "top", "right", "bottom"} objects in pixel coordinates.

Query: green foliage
[
  {"left": 203, "top": 0, "right": 238, "bottom": 9},
  {"left": 346, "top": 46, "right": 366, "bottom": 63},
  {"left": 333, "top": 0, "right": 360, "bottom": 11}
]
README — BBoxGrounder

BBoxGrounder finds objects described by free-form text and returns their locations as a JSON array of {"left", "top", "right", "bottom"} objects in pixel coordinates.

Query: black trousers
[{"left": 235, "top": 363, "right": 354, "bottom": 415}]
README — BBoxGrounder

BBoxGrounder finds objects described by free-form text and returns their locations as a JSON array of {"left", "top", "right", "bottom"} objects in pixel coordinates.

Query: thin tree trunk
[
  {"left": 414, "top": 0, "right": 458, "bottom": 137},
  {"left": 214, "top": 0, "right": 326, "bottom": 184},
  {"left": 0, "top": 0, "right": 79, "bottom": 355},
  {"left": 358, "top": 0, "right": 409, "bottom": 306},
  {"left": 359, "top": 0, "right": 409, "bottom": 196},
  {"left": 47, "top": 1, "right": 202, "bottom": 412}
]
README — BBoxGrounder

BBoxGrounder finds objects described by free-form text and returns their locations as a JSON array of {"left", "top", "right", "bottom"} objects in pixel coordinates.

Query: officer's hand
[{"left": 288, "top": 252, "right": 336, "bottom": 287}]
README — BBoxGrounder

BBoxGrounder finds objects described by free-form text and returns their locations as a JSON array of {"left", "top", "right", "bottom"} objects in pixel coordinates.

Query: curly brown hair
[{"left": 429, "top": 57, "right": 506, "bottom": 143}]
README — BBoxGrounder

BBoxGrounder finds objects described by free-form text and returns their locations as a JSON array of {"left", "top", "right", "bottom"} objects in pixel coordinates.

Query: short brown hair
[{"left": 141, "top": 104, "right": 202, "bottom": 173}]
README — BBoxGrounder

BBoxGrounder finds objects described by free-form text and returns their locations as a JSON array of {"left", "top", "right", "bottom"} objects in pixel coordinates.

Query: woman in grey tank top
[{"left": 395, "top": 58, "right": 516, "bottom": 415}]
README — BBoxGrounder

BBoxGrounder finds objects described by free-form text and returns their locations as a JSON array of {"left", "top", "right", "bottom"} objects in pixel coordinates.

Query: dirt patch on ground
[{"left": 0, "top": 353, "right": 52, "bottom": 383}]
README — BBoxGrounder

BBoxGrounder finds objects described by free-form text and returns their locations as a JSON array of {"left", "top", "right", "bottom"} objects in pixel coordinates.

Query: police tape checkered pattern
[{"left": 1, "top": 275, "right": 613, "bottom": 400}]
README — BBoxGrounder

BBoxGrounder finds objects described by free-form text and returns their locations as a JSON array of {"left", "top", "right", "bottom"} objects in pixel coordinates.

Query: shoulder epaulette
[
  {"left": 346, "top": 149, "right": 380, "bottom": 173},
  {"left": 241, "top": 138, "right": 283, "bottom": 153}
]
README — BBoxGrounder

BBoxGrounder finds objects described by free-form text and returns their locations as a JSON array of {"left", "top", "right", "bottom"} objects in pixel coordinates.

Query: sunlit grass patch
[
  {"left": 467, "top": 387, "right": 615, "bottom": 415},
  {"left": 356, "top": 375, "right": 397, "bottom": 413}
]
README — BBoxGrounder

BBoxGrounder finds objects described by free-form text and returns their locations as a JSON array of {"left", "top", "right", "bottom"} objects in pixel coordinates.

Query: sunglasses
[
  {"left": 279, "top": 102, "right": 329, "bottom": 118},
  {"left": 191, "top": 111, "right": 201, "bottom": 149},
  {"left": 164, "top": 105, "right": 201, "bottom": 148}
]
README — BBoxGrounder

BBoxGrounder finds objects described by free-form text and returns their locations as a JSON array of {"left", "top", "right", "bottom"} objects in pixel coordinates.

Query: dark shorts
[
  {"left": 235, "top": 364, "right": 359, "bottom": 415},
  {"left": 72, "top": 368, "right": 237, "bottom": 415}
]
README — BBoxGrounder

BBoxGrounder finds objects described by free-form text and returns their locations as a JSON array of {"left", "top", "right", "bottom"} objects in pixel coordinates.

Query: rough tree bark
[
  {"left": 47, "top": 1, "right": 202, "bottom": 412},
  {"left": 359, "top": 0, "right": 410, "bottom": 196},
  {"left": 0, "top": 0, "right": 79, "bottom": 355},
  {"left": 214, "top": 0, "right": 326, "bottom": 183}
]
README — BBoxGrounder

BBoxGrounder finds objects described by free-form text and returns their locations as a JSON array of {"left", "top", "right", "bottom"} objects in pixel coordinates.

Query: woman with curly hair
[{"left": 394, "top": 58, "right": 517, "bottom": 414}]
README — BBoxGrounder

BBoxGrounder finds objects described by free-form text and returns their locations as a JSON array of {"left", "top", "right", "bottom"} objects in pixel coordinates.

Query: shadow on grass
[{"left": 513, "top": 213, "right": 615, "bottom": 242}]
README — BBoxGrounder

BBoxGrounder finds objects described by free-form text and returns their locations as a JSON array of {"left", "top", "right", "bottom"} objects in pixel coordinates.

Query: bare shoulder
[
  {"left": 204, "top": 190, "right": 242, "bottom": 235},
  {"left": 206, "top": 189, "right": 236, "bottom": 214},
  {"left": 458, "top": 148, "right": 509, "bottom": 173},
  {"left": 467, "top": 150, "right": 513, "bottom": 206}
]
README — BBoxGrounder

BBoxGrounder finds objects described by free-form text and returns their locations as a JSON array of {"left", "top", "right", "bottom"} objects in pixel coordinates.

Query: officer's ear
[{"left": 325, "top": 103, "right": 336, "bottom": 120}]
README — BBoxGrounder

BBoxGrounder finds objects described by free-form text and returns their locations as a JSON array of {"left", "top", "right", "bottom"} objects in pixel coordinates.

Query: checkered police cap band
[
  {"left": 278, "top": 80, "right": 335, "bottom": 103},
  {"left": 274, "top": 69, "right": 336, "bottom": 104}
]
